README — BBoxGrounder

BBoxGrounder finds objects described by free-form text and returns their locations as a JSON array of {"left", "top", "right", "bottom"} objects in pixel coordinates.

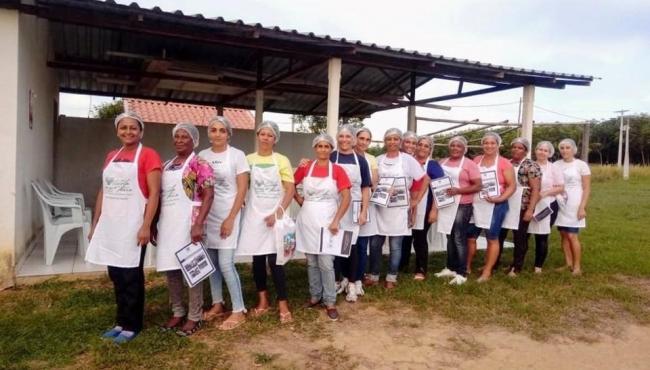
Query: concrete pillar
[
  {"left": 254, "top": 90, "right": 263, "bottom": 151},
  {"left": 623, "top": 119, "right": 630, "bottom": 180},
  {"left": 326, "top": 58, "right": 342, "bottom": 139},
  {"left": 521, "top": 85, "right": 535, "bottom": 157},
  {"left": 581, "top": 123, "right": 591, "bottom": 162},
  {"left": 407, "top": 104, "right": 417, "bottom": 132}
]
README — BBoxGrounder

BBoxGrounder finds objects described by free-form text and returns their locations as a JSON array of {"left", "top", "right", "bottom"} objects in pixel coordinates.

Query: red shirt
[
  {"left": 294, "top": 161, "right": 351, "bottom": 192},
  {"left": 102, "top": 146, "right": 162, "bottom": 198}
]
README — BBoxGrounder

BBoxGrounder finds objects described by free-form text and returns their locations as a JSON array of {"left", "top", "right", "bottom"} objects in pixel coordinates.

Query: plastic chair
[
  {"left": 31, "top": 182, "right": 90, "bottom": 265},
  {"left": 36, "top": 179, "right": 92, "bottom": 223}
]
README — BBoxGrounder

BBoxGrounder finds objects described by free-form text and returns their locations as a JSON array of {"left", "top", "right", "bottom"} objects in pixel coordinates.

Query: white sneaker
[
  {"left": 354, "top": 280, "right": 365, "bottom": 296},
  {"left": 449, "top": 275, "right": 467, "bottom": 285},
  {"left": 345, "top": 283, "right": 358, "bottom": 302},
  {"left": 336, "top": 278, "right": 349, "bottom": 295},
  {"left": 434, "top": 268, "right": 457, "bottom": 278}
]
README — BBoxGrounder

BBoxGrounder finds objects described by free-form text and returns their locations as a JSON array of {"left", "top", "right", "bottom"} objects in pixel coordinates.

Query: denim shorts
[
  {"left": 557, "top": 226, "right": 580, "bottom": 234},
  {"left": 467, "top": 201, "right": 509, "bottom": 241}
]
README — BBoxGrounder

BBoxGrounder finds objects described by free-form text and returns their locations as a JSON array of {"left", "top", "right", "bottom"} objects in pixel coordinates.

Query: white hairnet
[
  {"left": 312, "top": 133, "right": 335, "bottom": 148},
  {"left": 417, "top": 135, "right": 435, "bottom": 155},
  {"left": 402, "top": 130, "right": 417, "bottom": 141},
  {"left": 384, "top": 128, "right": 403, "bottom": 139},
  {"left": 481, "top": 131, "right": 502, "bottom": 146},
  {"left": 558, "top": 138, "right": 578, "bottom": 155},
  {"left": 511, "top": 137, "right": 530, "bottom": 152},
  {"left": 355, "top": 126, "right": 372, "bottom": 140},
  {"left": 448, "top": 135, "right": 468, "bottom": 154},
  {"left": 114, "top": 112, "right": 144, "bottom": 136},
  {"left": 172, "top": 122, "right": 200, "bottom": 148},
  {"left": 337, "top": 124, "right": 357, "bottom": 145},
  {"left": 208, "top": 116, "right": 233, "bottom": 140},
  {"left": 535, "top": 140, "right": 555, "bottom": 157},
  {"left": 256, "top": 121, "right": 280, "bottom": 143}
]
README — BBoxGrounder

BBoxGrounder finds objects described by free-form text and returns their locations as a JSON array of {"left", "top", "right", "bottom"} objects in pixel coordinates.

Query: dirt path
[{"left": 228, "top": 304, "right": 650, "bottom": 370}]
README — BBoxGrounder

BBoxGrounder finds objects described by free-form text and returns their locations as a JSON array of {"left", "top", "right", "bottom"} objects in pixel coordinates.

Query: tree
[
  {"left": 291, "top": 115, "right": 364, "bottom": 133},
  {"left": 93, "top": 100, "right": 124, "bottom": 119}
]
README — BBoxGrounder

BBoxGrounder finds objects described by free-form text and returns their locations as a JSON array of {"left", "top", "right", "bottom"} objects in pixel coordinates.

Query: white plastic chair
[
  {"left": 31, "top": 182, "right": 90, "bottom": 265},
  {"left": 36, "top": 179, "right": 92, "bottom": 223}
]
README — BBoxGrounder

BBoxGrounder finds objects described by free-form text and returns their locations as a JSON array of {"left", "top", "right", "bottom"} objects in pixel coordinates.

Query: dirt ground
[{"left": 226, "top": 303, "right": 650, "bottom": 370}]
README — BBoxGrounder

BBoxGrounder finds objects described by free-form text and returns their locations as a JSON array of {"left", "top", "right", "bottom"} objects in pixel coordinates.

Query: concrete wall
[{"left": 55, "top": 117, "right": 316, "bottom": 207}]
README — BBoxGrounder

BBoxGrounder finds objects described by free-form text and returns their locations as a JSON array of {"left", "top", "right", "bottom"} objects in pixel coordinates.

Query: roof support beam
[
  {"left": 407, "top": 73, "right": 417, "bottom": 132},
  {"left": 379, "top": 68, "right": 408, "bottom": 97},
  {"left": 326, "top": 58, "right": 342, "bottom": 138}
]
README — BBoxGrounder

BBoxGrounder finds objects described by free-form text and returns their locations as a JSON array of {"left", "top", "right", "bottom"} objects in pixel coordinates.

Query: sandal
[
  {"left": 218, "top": 316, "right": 246, "bottom": 331},
  {"left": 176, "top": 320, "right": 202, "bottom": 337},
  {"left": 279, "top": 311, "right": 293, "bottom": 324},
  {"left": 160, "top": 316, "right": 184, "bottom": 331},
  {"left": 413, "top": 273, "right": 426, "bottom": 281},
  {"left": 251, "top": 306, "right": 270, "bottom": 318},
  {"left": 303, "top": 298, "right": 322, "bottom": 309},
  {"left": 203, "top": 304, "right": 227, "bottom": 321}
]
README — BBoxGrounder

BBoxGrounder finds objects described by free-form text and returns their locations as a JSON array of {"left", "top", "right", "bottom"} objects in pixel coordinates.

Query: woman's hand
[
  {"left": 191, "top": 223, "right": 204, "bottom": 243},
  {"left": 328, "top": 220, "right": 340, "bottom": 235},
  {"left": 427, "top": 209, "right": 438, "bottom": 224},
  {"left": 358, "top": 210, "right": 368, "bottom": 226},
  {"left": 298, "top": 158, "right": 310, "bottom": 168},
  {"left": 523, "top": 209, "right": 534, "bottom": 222},
  {"left": 88, "top": 226, "right": 95, "bottom": 241},
  {"left": 577, "top": 207, "right": 587, "bottom": 220},
  {"left": 446, "top": 187, "right": 460, "bottom": 196},
  {"left": 264, "top": 208, "right": 283, "bottom": 228},
  {"left": 137, "top": 225, "right": 151, "bottom": 247},
  {"left": 220, "top": 216, "right": 234, "bottom": 239}
]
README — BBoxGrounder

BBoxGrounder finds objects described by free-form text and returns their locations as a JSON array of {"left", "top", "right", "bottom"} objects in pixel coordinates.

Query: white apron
[
  {"left": 205, "top": 146, "right": 241, "bottom": 249},
  {"left": 502, "top": 162, "right": 526, "bottom": 230},
  {"left": 555, "top": 160, "right": 586, "bottom": 228},
  {"left": 413, "top": 159, "right": 431, "bottom": 230},
  {"left": 358, "top": 152, "right": 378, "bottom": 237},
  {"left": 528, "top": 161, "right": 553, "bottom": 235},
  {"left": 376, "top": 153, "right": 411, "bottom": 236},
  {"left": 156, "top": 153, "right": 201, "bottom": 272},
  {"left": 237, "top": 153, "right": 284, "bottom": 255},
  {"left": 436, "top": 157, "right": 465, "bottom": 235},
  {"left": 334, "top": 152, "right": 361, "bottom": 243},
  {"left": 295, "top": 161, "right": 339, "bottom": 254},
  {"left": 86, "top": 144, "right": 147, "bottom": 268},
  {"left": 472, "top": 155, "right": 499, "bottom": 229}
]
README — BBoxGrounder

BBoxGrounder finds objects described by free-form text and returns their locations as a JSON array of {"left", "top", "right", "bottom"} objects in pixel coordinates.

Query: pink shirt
[
  {"left": 473, "top": 156, "right": 513, "bottom": 194},
  {"left": 441, "top": 157, "right": 480, "bottom": 204},
  {"left": 538, "top": 161, "right": 564, "bottom": 193}
]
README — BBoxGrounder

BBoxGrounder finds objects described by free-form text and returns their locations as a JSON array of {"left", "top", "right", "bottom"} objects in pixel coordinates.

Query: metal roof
[{"left": 4, "top": 0, "right": 594, "bottom": 117}]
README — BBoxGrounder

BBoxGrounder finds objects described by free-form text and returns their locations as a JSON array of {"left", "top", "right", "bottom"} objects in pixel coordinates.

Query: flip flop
[
  {"left": 218, "top": 317, "right": 246, "bottom": 331},
  {"left": 279, "top": 311, "right": 293, "bottom": 324},
  {"left": 176, "top": 320, "right": 202, "bottom": 337},
  {"left": 251, "top": 307, "right": 270, "bottom": 318}
]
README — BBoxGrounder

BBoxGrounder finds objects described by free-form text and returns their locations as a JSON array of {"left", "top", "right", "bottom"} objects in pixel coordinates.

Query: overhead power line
[{"left": 534, "top": 105, "right": 589, "bottom": 121}]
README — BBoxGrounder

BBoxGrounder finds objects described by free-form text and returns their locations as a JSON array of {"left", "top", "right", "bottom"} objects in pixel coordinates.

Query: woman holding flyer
[
  {"left": 199, "top": 116, "right": 249, "bottom": 330},
  {"left": 554, "top": 138, "right": 591, "bottom": 276},
  {"left": 433, "top": 136, "right": 482, "bottom": 285},
  {"left": 294, "top": 134, "right": 351, "bottom": 321},
  {"left": 528, "top": 141, "right": 564, "bottom": 273},
  {"left": 156, "top": 123, "right": 215, "bottom": 336},
  {"left": 370, "top": 128, "right": 428, "bottom": 289},
  {"left": 466, "top": 132, "right": 516, "bottom": 282},
  {"left": 411, "top": 136, "right": 444, "bottom": 280},
  {"left": 237, "top": 121, "right": 295, "bottom": 323}
]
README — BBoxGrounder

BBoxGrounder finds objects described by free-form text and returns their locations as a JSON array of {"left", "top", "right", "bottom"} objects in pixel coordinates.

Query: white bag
[{"left": 274, "top": 207, "right": 296, "bottom": 265}]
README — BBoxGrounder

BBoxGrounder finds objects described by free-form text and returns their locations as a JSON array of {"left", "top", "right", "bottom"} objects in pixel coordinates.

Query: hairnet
[
  {"left": 355, "top": 126, "right": 373, "bottom": 140},
  {"left": 402, "top": 130, "right": 417, "bottom": 141},
  {"left": 511, "top": 137, "right": 530, "bottom": 152},
  {"left": 208, "top": 116, "right": 233, "bottom": 140},
  {"left": 312, "top": 133, "right": 335, "bottom": 148},
  {"left": 448, "top": 135, "right": 468, "bottom": 154},
  {"left": 535, "top": 140, "right": 555, "bottom": 157},
  {"left": 481, "top": 131, "right": 502, "bottom": 146},
  {"left": 114, "top": 112, "right": 144, "bottom": 135},
  {"left": 384, "top": 128, "right": 403, "bottom": 139},
  {"left": 558, "top": 138, "right": 578, "bottom": 155},
  {"left": 172, "top": 122, "right": 200, "bottom": 148},
  {"left": 256, "top": 121, "right": 280, "bottom": 143},
  {"left": 417, "top": 135, "right": 435, "bottom": 155},
  {"left": 337, "top": 124, "right": 357, "bottom": 145}
]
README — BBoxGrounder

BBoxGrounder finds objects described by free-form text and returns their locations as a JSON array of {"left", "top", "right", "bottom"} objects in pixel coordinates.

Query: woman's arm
[
  {"left": 524, "top": 175, "right": 541, "bottom": 221},
  {"left": 137, "top": 170, "right": 161, "bottom": 247},
  {"left": 191, "top": 186, "right": 214, "bottom": 243},
  {"left": 264, "top": 181, "right": 296, "bottom": 227},
  {"left": 220, "top": 172, "right": 249, "bottom": 239},
  {"left": 88, "top": 189, "right": 103, "bottom": 240},
  {"left": 358, "top": 186, "right": 370, "bottom": 225},
  {"left": 329, "top": 188, "right": 351, "bottom": 234},
  {"left": 490, "top": 166, "right": 516, "bottom": 203},
  {"left": 578, "top": 175, "right": 591, "bottom": 220}
]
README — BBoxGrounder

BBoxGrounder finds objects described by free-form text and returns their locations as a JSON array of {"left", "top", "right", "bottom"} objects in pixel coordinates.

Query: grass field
[{"left": 1, "top": 167, "right": 649, "bottom": 369}]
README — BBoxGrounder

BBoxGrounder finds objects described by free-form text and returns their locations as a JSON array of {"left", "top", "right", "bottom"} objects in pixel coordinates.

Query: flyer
[
  {"left": 370, "top": 177, "right": 394, "bottom": 207},
  {"left": 430, "top": 176, "right": 455, "bottom": 208},
  {"left": 319, "top": 227, "right": 354, "bottom": 257},
  {"left": 175, "top": 242, "right": 216, "bottom": 288},
  {"left": 479, "top": 170, "right": 500, "bottom": 199},
  {"left": 387, "top": 177, "right": 410, "bottom": 208}
]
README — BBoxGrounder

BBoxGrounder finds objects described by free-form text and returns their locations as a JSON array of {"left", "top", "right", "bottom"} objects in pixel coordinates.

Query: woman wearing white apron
[
  {"left": 372, "top": 128, "right": 427, "bottom": 289},
  {"left": 199, "top": 116, "right": 249, "bottom": 331},
  {"left": 466, "top": 132, "right": 516, "bottom": 282},
  {"left": 433, "top": 136, "right": 482, "bottom": 286},
  {"left": 237, "top": 121, "right": 295, "bottom": 323},
  {"left": 157, "top": 123, "right": 215, "bottom": 336},
  {"left": 401, "top": 130, "right": 418, "bottom": 156},
  {"left": 398, "top": 130, "right": 419, "bottom": 271},
  {"left": 528, "top": 141, "right": 564, "bottom": 273},
  {"left": 554, "top": 138, "right": 591, "bottom": 276},
  {"left": 353, "top": 127, "right": 384, "bottom": 290},
  {"left": 295, "top": 134, "right": 351, "bottom": 321},
  {"left": 86, "top": 113, "right": 162, "bottom": 344},
  {"left": 498, "top": 138, "right": 541, "bottom": 277},
  {"left": 331, "top": 125, "right": 371, "bottom": 302},
  {"left": 411, "top": 136, "right": 445, "bottom": 280}
]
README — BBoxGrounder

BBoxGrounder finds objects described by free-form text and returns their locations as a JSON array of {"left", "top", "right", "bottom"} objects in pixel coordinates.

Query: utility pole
[
  {"left": 614, "top": 109, "right": 629, "bottom": 167},
  {"left": 623, "top": 116, "right": 631, "bottom": 180}
]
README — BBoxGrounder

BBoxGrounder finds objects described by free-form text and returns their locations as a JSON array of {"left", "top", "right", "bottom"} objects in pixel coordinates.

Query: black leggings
[
  {"left": 107, "top": 246, "right": 146, "bottom": 332},
  {"left": 252, "top": 254, "right": 288, "bottom": 301},
  {"left": 532, "top": 201, "right": 560, "bottom": 268},
  {"left": 412, "top": 222, "right": 432, "bottom": 275},
  {"left": 334, "top": 244, "right": 359, "bottom": 282},
  {"left": 399, "top": 235, "right": 414, "bottom": 272}
]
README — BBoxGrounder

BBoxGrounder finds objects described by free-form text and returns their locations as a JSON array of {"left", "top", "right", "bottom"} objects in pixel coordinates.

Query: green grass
[{"left": 2, "top": 166, "right": 650, "bottom": 369}]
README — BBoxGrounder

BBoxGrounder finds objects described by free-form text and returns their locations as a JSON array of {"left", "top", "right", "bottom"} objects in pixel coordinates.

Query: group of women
[{"left": 85, "top": 112, "right": 591, "bottom": 343}]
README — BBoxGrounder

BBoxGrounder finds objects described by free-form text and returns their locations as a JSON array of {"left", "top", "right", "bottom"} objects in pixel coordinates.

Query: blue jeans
[
  {"left": 447, "top": 204, "right": 473, "bottom": 277},
  {"left": 306, "top": 253, "right": 336, "bottom": 306},
  {"left": 206, "top": 248, "right": 246, "bottom": 313},
  {"left": 467, "top": 201, "right": 509, "bottom": 240},
  {"left": 368, "top": 235, "right": 404, "bottom": 282}
]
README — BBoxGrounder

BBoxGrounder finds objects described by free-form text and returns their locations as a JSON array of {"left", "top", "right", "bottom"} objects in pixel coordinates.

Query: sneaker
[
  {"left": 101, "top": 326, "right": 122, "bottom": 339},
  {"left": 354, "top": 280, "right": 365, "bottom": 296},
  {"left": 113, "top": 331, "right": 138, "bottom": 344},
  {"left": 345, "top": 283, "right": 358, "bottom": 303},
  {"left": 507, "top": 269, "right": 518, "bottom": 278},
  {"left": 534, "top": 267, "right": 543, "bottom": 274},
  {"left": 449, "top": 275, "right": 467, "bottom": 285},
  {"left": 326, "top": 307, "right": 339, "bottom": 321},
  {"left": 434, "top": 268, "right": 456, "bottom": 278},
  {"left": 336, "top": 278, "right": 349, "bottom": 295}
]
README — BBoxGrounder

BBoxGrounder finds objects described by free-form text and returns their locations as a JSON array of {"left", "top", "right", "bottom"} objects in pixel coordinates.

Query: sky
[{"left": 60, "top": 0, "right": 650, "bottom": 138}]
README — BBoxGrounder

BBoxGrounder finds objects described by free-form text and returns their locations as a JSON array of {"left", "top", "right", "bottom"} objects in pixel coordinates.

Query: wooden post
[
  {"left": 217, "top": 106, "right": 224, "bottom": 116},
  {"left": 255, "top": 90, "right": 263, "bottom": 151},
  {"left": 326, "top": 58, "right": 342, "bottom": 139},
  {"left": 581, "top": 123, "right": 590, "bottom": 162},
  {"left": 521, "top": 85, "right": 535, "bottom": 157}
]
